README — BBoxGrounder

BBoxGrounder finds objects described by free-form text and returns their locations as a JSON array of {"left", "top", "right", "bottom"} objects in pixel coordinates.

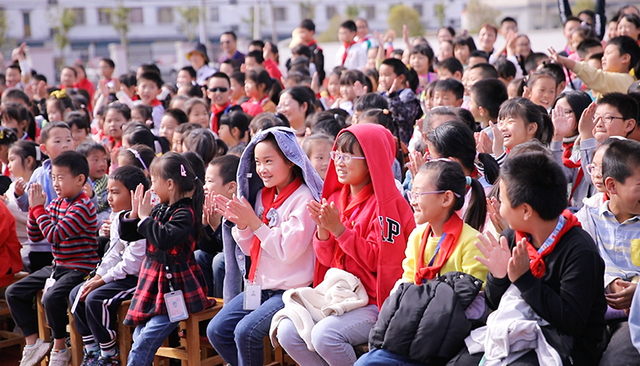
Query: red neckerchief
[
  {"left": 603, "top": 192, "right": 609, "bottom": 203},
  {"left": 341, "top": 41, "right": 356, "bottom": 65},
  {"left": 132, "top": 95, "right": 140, "bottom": 101},
  {"left": 415, "top": 213, "right": 464, "bottom": 283},
  {"left": 306, "top": 39, "right": 318, "bottom": 48},
  {"left": 357, "top": 35, "right": 372, "bottom": 44},
  {"left": 332, "top": 183, "right": 374, "bottom": 267},
  {"left": 515, "top": 210, "right": 580, "bottom": 278},
  {"left": 150, "top": 99, "right": 162, "bottom": 107},
  {"left": 210, "top": 102, "right": 230, "bottom": 132},
  {"left": 562, "top": 141, "right": 584, "bottom": 201},
  {"left": 108, "top": 137, "right": 122, "bottom": 151},
  {"left": 251, "top": 96, "right": 270, "bottom": 107},
  {"left": 248, "top": 176, "right": 303, "bottom": 282}
]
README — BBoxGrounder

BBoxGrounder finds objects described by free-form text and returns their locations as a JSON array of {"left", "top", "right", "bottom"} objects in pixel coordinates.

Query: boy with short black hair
[
  {"left": 551, "top": 36, "right": 640, "bottom": 98},
  {"left": 244, "top": 50, "right": 265, "bottom": 72},
  {"left": 336, "top": 20, "right": 367, "bottom": 70},
  {"left": 206, "top": 72, "right": 245, "bottom": 133},
  {"left": 467, "top": 50, "right": 490, "bottom": 67},
  {"left": 577, "top": 39, "right": 604, "bottom": 61},
  {"left": 463, "top": 63, "right": 498, "bottom": 95},
  {"left": 296, "top": 19, "right": 325, "bottom": 84},
  {"left": 6, "top": 150, "right": 99, "bottom": 366},
  {"left": 136, "top": 71, "right": 164, "bottom": 135},
  {"left": 576, "top": 139, "right": 640, "bottom": 366},
  {"left": 436, "top": 57, "right": 464, "bottom": 80},
  {"left": 69, "top": 165, "right": 149, "bottom": 366},
  {"left": 432, "top": 78, "right": 464, "bottom": 108},
  {"left": 76, "top": 141, "right": 110, "bottom": 221},
  {"left": 455, "top": 152, "right": 606, "bottom": 366},
  {"left": 469, "top": 79, "right": 508, "bottom": 128}
]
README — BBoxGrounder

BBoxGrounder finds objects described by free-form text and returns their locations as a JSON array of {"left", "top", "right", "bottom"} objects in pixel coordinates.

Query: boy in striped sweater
[{"left": 6, "top": 151, "right": 99, "bottom": 366}]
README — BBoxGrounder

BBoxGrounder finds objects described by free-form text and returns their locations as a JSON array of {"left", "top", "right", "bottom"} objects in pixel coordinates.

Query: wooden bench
[
  {"left": 0, "top": 272, "right": 30, "bottom": 352},
  {"left": 36, "top": 290, "right": 82, "bottom": 366}
]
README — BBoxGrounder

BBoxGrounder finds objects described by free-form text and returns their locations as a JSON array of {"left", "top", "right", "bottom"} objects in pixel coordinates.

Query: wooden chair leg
[
  {"left": 36, "top": 291, "right": 50, "bottom": 366},
  {"left": 68, "top": 312, "right": 82, "bottom": 366}
]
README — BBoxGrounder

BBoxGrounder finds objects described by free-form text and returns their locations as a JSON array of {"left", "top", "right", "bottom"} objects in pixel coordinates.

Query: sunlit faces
[
  {"left": 98, "top": 60, "right": 114, "bottom": 79},
  {"left": 103, "top": 108, "right": 127, "bottom": 141},
  {"left": 1, "top": 117, "right": 27, "bottom": 139},
  {"left": 463, "top": 67, "right": 485, "bottom": 95},
  {"left": 410, "top": 53, "right": 430, "bottom": 75},
  {"left": 498, "top": 114, "right": 538, "bottom": 150},
  {"left": 553, "top": 97, "right": 578, "bottom": 136},
  {"left": 277, "top": 93, "right": 307, "bottom": 130},
  {"left": 188, "top": 51, "right": 206, "bottom": 70},
  {"left": 136, "top": 79, "right": 161, "bottom": 105},
  {"left": 8, "top": 150, "right": 29, "bottom": 179},
  {"left": 333, "top": 147, "right": 370, "bottom": 188},
  {"left": 498, "top": 179, "right": 526, "bottom": 231},
  {"left": 563, "top": 20, "right": 581, "bottom": 42},
  {"left": 229, "top": 77, "right": 245, "bottom": 102},
  {"left": 327, "top": 73, "right": 341, "bottom": 99},
  {"left": 107, "top": 178, "right": 132, "bottom": 213},
  {"left": 159, "top": 115, "right": 180, "bottom": 144},
  {"left": 46, "top": 99, "right": 64, "bottom": 123},
  {"left": 340, "top": 83, "right": 357, "bottom": 102},
  {"left": 150, "top": 174, "right": 171, "bottom": 204},
  {"left": 617, "top": 17, "right": 640, "bottom": 40},
  {"left": 468, "top": 93, "right": 483, "bottom": 121},
  {"left": 244, "top": 79, "right": 261, "bottom": 99},
  {"left": 297, "top": 27, "right": 313, "bottom": 44},
  {"left": 86, "top": 150, "right": 108, "bottom": 181},
  {"left": 478, "top": 26, "right": 497, "bottom": 52},
  {"left": 204, "top": 164, "right": 236, "bottom": 198},
  {"left": 454, "top": 45, "right": 471, "bottom": 65},
  {"left": 51, "top": 164, "right": 85, "bottom": 199},
  {"left": 438, "top": 41, "right": 454, "bottom": 61},
  {"left": 432, "top": 90, "right": 462, "bottom": 108},
  {"left": 188, "top": 103, "right": 210, "bottom": 128},
  {"left": 437, "top": 28, "right": 454, "bottom": 43},
  {"left": 70, "top": 124, "right": 89, "bottom": 146},
  {"left": 220, "top": 33, "right": 237, "bottom": 54},
  {"left": 60, "top": 68, "right": 76, "bottom": 88},
  {"left": 593, "top": 103, "right": 637, "bottom": 142},
  {"left": 528, "top": 76, "right": 557, "bottom": 110},
  {"left": 409, "top": 170, "right": 445, "bottom": 225},
  {"left": 177, "top": 69, "right": 195, "bottom": 88},
  {"left": 41, "top": 127, "right": 73, "bottom": 159},
  {"left": 254, "top": 140, "right": 295, "bottom": 192},
  {"left": 588, "top": 147, "right": 606, "bottom": 192},
  {"left": 5, "top": 67, "right": 22, "bottom": 87},
  {"left": 515, "top": 36, "right": 531, "bottom": 58},
  {"left": 172, "top": 132, "right": 183, "bottom": 153},
  {"left": 378, "top": 64, "right": 400, "bottom": 92},
  {"left": 308, "top": 140, "right": 333, "bottom": 180},
  {"left": 607, "top": 164, "right": 640, "bottom": 219}
]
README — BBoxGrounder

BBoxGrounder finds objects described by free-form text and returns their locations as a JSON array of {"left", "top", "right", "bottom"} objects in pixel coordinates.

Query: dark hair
[
  {"left": 551, "top": 90, "right": 592, "bottom": 135},
  {"left": 281, "top": 86, "right": 316, "bottom": 118},
  {"left": 64, "top": 110, "right": 90, "bottom": 133},
  {"left": 291, "top": 44, "right": 312, "bottom": 59},
  {"left": 453, "top": 107, "right": 478, "bottom": 132},
  {"left": 578, "top": 10, "right": 595, "bottom": 23},
  {"left": 149, "top": 152, "right": 204, "bottom": 241},
  {"left": 381, "top": 58, "right": 408, "bottom": 79},
  {"left": 246, "top": 50, "right": 265, "bottom": 64},
  {"left": 249, "top": 113, "right": 290, "bottom": 136},
  {"left": 1, "top": 102, "right": 37, "bottom": 140},
  {"left": 527, "top": 70, "right": 558, "bottom": 90},
  {"left": 52, "top": 151, "right": 89, "bottom": 184},
  {"left": 434, "top": 78, "right": 464, "bottom": 100},
  {"left": 501, "top": 152, "right": 568, "bottom": 220},
  {"left": 411, "top": 43, "right": 435, "bottom": 63},
  {"left": 418, "top": 159, "right": 487, "bottom": 231},
  {"left": 299, "top": 19, "right": 316, "bottom": 32},
  {"left": 100, "top": 58, "right": 115, "bottom": 69},
  {"left": 34, "top": 74, "right": 47, "bottom": 83},
  {"left": 495, "top": 57, "right": 516, "bottom": 80},
  {"left": 246, "top": 69, "right": 272, "bottom": 93},
  {"left": 110, "top": 165, "right": 150, "bottom": 192},
  {"left": 468, "top": 50, "right": 490, "bottom": 61},
  {"left": 598, "top": 92, "right": 639, "bottom": 125},
  {"left": 577, "top": 38, "right": 603, "bottom": 59},
  {"left": 9, "top": 140, "right": 41, "bottom": 171},
  {"left": 184, "top": 129, "right": 227, "bottom": 165},
  {"left": 335, "top": 130, "right": 363, "bottom": 155},
  {"left": 353, "top": 93, "right": 389, "bottom": 112},
  {"left": 119, "top": 72, "right": 137, "bottom": 88},
  {"left": 106, "top": 102, "right": 132, "bottom": 121},
  {"left": 0, "top": 127, "right": 17, "bottom": 146},
  {"left": 603, "top": 139, "right": 640, "bottom": 184},
  {"left": 222, "top": 31, "right": 238, "bottom": 40},
  {"left": 41, "top": 121, "right": 71, "bottom": 144},
  {"left": 210, "top": 71, "right": 231, "bottom": 87},
  {"left": 138, "top": 71, "right": 163, "bottom": 89},
  {"left": 47, "top": 91, "right": 77, "bottom": 121},
  {"left": 209, "top": 155, "right": 241, "bottom": 185},
  {"left": 438, "top": 26, "right": 456, "bottom": 37},
  {"left": 470, "top": 79, "right": 508, "bottom": 121},
  {"left": 219, "top": 111, "right": 250, "bottom": 140},
  {"left": 607, "top": 36, "right": 640, "bottom": 73},
  {"left": 501, "top": 16, "right": 517, "bottom": 25},
  {"left": 250, "top": 40, "right": 265, "bottom": 50},
  {"left": 589, "top": 52, "right": 604, "bottom": 61},
  {"left": 422, "top": 106, "right": 458, "bottom": 134},
  {"left": 119, "top": 144, "right": 156, "bottom": 172},
  {"left": 620, "top": 13, "right": 640, "bottom": 29},
  {"left": 524, "top": 53, "right": 550, "bottom": 74},
  {"left": 564, "top": 15, "right": 582, "bottom": 26},
  {"left": 339, "top": 69, "right": 368, "bottom": 87},
  {"left": 182, "top": 151, "right": 206, "bottom": 182},
  {"left": 340, "top": 20, "right": 357, "bottom": 33},
  {"left": 498, "top": 97, "right": 553, "bottom": 145},
  {"left": 469, "top": 62, "right": 499, "bottom": 79},
  {"left": 539, "top": 64, "right": 566, "bottom": 87},
  {"left": 437, "top": 57, "right": 464, "bottom": 76},
  {"left": 360, "top": 109, "right": 399, "bottom": 137},
  {"left": 175, "top": 122, "right": 202, "bottom": 135},
  {"left": 221, "top": 59, "right": 240, "bottom": 72},
  {"left": 139, "top": 63, "right": 161, "bottom": 76},
  {"left": 76, "top": 141, "right": 107, "bottom": 157},
  {"left": 307, "top": 110, "right": 347, "bottom": 139},
  {"left": 132, "top": 105, "right": 153, "bottom": 122},
  {"left": 452, "top": 35, "right": 477, "bottom": 53},
  {"left": 179, "top": 66, "right": 197, "bottom": 79},
  {"left": 2, "top": 89, "right": 30, "bottom": 105}
]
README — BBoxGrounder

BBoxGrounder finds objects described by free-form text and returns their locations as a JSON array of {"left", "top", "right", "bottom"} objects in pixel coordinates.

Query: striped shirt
[
  {"left": 576, "top": 201, "right": 640, "bottom": 286},
  {"left": 27, "top": 191, "right": 99, "bottom": 273}
]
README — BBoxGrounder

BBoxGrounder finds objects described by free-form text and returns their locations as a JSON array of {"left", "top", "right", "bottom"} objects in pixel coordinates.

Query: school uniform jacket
[
  {"left": 314, "top": 124, "right": 416, "bottom": 309},
  {"left": 119, "top": 197, "right": 213, "bottom": 326}
]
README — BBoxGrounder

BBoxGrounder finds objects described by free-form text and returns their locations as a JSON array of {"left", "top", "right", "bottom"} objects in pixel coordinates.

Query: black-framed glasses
[
  {"left": 208, "top": 87, "right": 229, "bottom": 93},
  {"left": 594, "top": 114, "right": 625, "bottom": 124}
]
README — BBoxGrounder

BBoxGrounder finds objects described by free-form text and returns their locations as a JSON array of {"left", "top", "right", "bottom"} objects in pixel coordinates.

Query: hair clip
[
  {"left": 49, "top": 89, "right": 67, "bottom": 99},
  {"left": 465, "top": 176, "right": 472, "bottom": 187},
  {"left": 382, "top": 109, "right": 390, "bottom": 115},
  {"left": 127, "top": 148, "right": 148, "bottom": 172},
  {"left": 180, "top": 164, "right": 187, "bottom": 177}
]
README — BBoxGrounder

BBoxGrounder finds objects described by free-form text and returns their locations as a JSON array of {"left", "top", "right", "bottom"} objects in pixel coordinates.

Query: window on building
[
  {"left": 274, "top": 7, "right": 287, "bottom": 21},
  {"left": 98, "top": 8, "right": 111, "bottom": 25},
  {"left": 23, "top": 11, "right": 31, "bottom": 38},
  {"left": 129, "top": 7, "right": 144, "bottom": 24},
  {"left": 364, "top": 6, "right": 375, "bottom": 19},
  {"left": 157, "top": 7, "right": 173, "bottom": 24},
  {"left": 48, "top": 0, "right": 57, "bottom": 4},
  {"left": 230, "top": 0, "right": 238, "bottom": 4},
  {"left": 413, "top": 4, "right": 423, "bottom": 17},
  {"left": 326, "top": 6, "right": 337, "bottom": 20},
  {"left": 211, "top": 6, "right": 220, "bottom": 22},
  {"left": 73, "top": 8, "right": 86, "bottom": 25}
]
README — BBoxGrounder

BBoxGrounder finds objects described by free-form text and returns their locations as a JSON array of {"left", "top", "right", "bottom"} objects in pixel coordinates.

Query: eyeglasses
[
  {"left": 586, "top": 163, "right": 602, "bottom": 176},
  {"left": 594, "top": 114, "right": 625, "bottom": 124},
  {"left": 221, "top": 41, "right": 232, "bottom": 44},
  {"left": 330, "top": 151, "right": 365, "bottom": 163},
  {"left": 208, "top": 87, "right": 229, "bottom": 93},
  {"left": 552, "top": 108, "right": 574, "bottom": 117},
  {"left": 407, "top": 190, "right": 461, "bottom": 202}
]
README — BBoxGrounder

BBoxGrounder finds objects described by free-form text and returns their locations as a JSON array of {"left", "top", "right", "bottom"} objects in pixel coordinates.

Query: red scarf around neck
[
  {"left": 515, "top": 209, "right": 580, "bottom": 279},
  {"left": 562, "top": 141, "right": 584, "bottom": 201},
  {"left": 415, "top": 213, "right": 464, "bottom": 284},
  {"left": 341, "top": 41, "right": 356, "bottom": 66},
  {"left": 332, "top": 183, "right": 374, "bottom": 267},
  {"left": 210, "top": 102, "right": 230, "bottom": 133},
  {"left": 248, "top": 175, "right": 303, "bottom": 282}
]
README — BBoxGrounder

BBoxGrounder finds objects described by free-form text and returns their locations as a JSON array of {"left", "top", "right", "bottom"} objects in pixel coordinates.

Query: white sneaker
[
  {"left": 48, "top": 348, "right": 71, "bottom": 366},
  {"left": 19, "top": 338, "right": 51, "bottom": 366}
]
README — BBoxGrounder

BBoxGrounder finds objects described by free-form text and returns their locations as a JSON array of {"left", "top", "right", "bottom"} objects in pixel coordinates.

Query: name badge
[
  {"left": 164, "top": 290, "right": 189, "bottom": 322},
  {"left": 243, "top": 281, "right": 262, "bottom": 310},
  {"left": 42, "top": 277, "right": 56, "bottom": 299}
]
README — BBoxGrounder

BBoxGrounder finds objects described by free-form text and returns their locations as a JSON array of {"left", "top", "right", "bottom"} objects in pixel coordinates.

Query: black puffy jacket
[{"left": 369, "top": 272, "right": 483, "bottom": 364}]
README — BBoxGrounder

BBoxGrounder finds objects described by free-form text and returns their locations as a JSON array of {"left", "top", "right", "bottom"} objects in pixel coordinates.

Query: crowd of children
[{"left": 1, "top": 4, "right": 640, "bottom": 366}]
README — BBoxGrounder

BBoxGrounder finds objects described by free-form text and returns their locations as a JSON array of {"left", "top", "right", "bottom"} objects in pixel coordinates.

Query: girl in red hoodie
[{"left": 274, "top": 124, "right": 415, "bottom": 366}]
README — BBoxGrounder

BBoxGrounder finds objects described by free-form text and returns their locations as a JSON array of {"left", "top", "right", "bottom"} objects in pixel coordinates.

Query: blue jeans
[
  {"left": 127, "top": 315, "right": 178, "bottom": 366},
  {"left": 212, "top": 252, "right": 225, "bottom": 299},
  {"left": 195, "top": 250, "right": 214, "bottom": 297},
  {"left": 195, "top": 250, "right": 225, "bottom": 298},
  {"left": 355, "top": 348, "right": 427, "bottom": 366},
  {"left": 207, "top": 290, "right": 284, "bottom": 366},
  {"left": 276, "top": 304, "right": 379, "bottom": 366}
]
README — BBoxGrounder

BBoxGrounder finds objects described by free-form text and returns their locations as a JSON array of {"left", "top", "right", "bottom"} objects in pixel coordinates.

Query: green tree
[
  {"left": 573, "top": 0, "right": 595, "bottom": 14},
  {"left": 434, "top": 3, "right": 446, "bottom": 27},
  {"left": 346, "top": 5, "right": 361, "bottom": 18},
  {"left": 299, "top": 2, "right": 315, "bottom": 20},
  {"left": 465, "top": 0, "right": 500, "bottom": 33},
  {"left": 177, "top": 7, "right": 199, "bottom": 42},
  {"left": 0, "top": 8, "right": 9, "bottom": 51},
  {"left": 51, "top": 7, "right": 76, "bottom": 59},
  {"left": 318, "top": 14, "right": 343, "bottom": 42},
  {"left": 108, "top": 1, "right": 130, "bottom": 48},
  {"left": 387, "top": 4, "right": 425, "bottom": 37}
]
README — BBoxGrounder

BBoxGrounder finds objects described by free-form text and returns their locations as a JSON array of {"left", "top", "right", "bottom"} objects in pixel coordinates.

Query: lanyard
[
  {"left": 537, "top": 215, "right": 566, "bottom": 254},
  {"left": 427, "top": 231, "right": 447, "bottom": 267}
]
